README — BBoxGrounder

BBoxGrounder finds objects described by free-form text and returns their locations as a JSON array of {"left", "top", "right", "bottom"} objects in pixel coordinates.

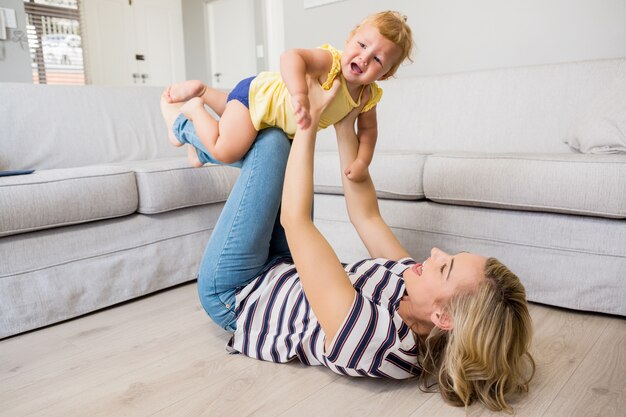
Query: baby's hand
[
  {"left": 344, "top": 159, "right": 369, "bottom": 182},
  {"left": 291, "top": 93, "right": 312, "bottom": 130}
]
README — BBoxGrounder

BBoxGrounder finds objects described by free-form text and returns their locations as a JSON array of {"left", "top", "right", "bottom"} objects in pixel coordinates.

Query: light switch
[
  {"left": 0, "top": 8, "right": 17, "bottom": 28},
  {"left": 0, "top": 10, "right": 6, "bottom": 41}
]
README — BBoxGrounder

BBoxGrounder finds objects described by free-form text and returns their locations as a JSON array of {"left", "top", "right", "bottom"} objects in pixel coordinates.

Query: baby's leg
[{"left": 180, "top": 98, "right": 257, "bottom": 164}]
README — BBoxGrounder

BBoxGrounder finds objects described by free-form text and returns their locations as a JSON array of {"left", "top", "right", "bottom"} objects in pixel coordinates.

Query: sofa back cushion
[
  {"left": 0, "top": 84, "right": 184, "bottom": 171},
  {"left": 316, "top": 58, "right": 626, "bottom": 154},
  {"left": 423, "top": 152, "right": 626, "bottom": 219}
]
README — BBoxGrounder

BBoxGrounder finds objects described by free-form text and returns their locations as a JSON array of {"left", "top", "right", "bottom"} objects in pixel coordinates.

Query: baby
[{"left": 163, "top": 10, "right": 413, "bottom": 182}]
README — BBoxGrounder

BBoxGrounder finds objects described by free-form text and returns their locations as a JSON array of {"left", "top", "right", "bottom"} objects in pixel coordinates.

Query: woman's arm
[
  {"left": 280, "top": 80, "right": 355, "bottom": 349},
  {"left": 280, "top": 48, "right": 333, "bottom": 129},
  {"left": 334, "top": 110, "right": 411, "bottom": 261}
]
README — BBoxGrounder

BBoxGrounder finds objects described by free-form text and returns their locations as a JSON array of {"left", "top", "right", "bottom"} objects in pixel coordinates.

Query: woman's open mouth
[{"left": 411, "top": 263, "right": 423, "bottom": 276}]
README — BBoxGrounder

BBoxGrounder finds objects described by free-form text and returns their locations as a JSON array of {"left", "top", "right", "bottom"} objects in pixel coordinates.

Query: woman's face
[{"left": 402, "top": 248, "right": 487, "bottom": 322}]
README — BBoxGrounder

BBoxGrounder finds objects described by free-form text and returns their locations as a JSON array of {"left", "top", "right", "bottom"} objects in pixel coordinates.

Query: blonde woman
[{"left": 160, "top": 79, "right": 535, "bottom": 412}]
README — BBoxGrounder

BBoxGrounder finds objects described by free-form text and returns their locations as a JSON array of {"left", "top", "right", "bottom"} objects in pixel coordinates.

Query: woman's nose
[{"left": 431, "top": 247, "right": 449, "bottom": 262}]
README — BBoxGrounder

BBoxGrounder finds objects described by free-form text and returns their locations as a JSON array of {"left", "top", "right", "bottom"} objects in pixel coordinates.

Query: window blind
[{"left": 24, "top": 0, "right": 85, "bottom": 85}]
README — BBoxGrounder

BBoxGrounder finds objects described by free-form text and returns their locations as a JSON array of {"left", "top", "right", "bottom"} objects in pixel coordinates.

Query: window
[{"left": 24, "top": 0, "right": 85, "bottom": 84}]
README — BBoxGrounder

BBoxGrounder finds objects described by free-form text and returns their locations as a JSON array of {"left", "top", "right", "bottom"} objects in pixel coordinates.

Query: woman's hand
[
  {"left": 306, "top": 76, "right": 341, "bottom": 123},
  {"left": 291, "top": 93, "right": 312, "bottom": 130}
]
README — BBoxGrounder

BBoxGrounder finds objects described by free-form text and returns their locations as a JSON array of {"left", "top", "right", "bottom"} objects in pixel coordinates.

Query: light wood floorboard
[{"left": 0, "top": 282, "right": 624, "bottom": 417}]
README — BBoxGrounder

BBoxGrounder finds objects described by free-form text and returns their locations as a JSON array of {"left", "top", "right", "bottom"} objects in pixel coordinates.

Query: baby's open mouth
[{"left": 350, "top": 62, "right": 363, "bottom": 74}]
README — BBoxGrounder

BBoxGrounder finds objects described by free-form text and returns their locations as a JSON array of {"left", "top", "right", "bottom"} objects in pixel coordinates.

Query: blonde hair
[
  {"left": 417, "top": 258, "right": 535, "bottom": 413},
  {"left": 351, "top": 10, "right": 414, "bottom": 78}
]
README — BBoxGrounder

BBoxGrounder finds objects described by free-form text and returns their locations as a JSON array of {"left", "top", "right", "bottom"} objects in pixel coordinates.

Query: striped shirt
[{"left": 227, "top": 257, "right": 422, "bottom": 379}]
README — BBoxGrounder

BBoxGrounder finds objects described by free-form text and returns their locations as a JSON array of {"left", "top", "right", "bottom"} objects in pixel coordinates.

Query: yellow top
[{"left": 248, "top": 44, "right": 383, "bottom": 138}]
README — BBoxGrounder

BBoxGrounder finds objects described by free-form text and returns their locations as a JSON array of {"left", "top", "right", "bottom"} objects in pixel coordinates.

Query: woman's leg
[
  {"left": 195, "top": 127, "right": 291, "bottom": 330},
  {"left": 162, "top": 99, "right": 291, "bottom": 329}
]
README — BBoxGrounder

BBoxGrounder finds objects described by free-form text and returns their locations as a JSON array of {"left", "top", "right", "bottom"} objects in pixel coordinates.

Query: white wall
[{"left": 283, "top": 0, "right": 626, "bottom": 77}]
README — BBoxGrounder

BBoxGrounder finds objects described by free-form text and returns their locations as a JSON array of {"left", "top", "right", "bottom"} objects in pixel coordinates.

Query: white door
[
  {"left": 82, "top": 0, "right": 134, "bottom": 85},
  {"left": 83, "top": 0, "right": 185, "bottom": 86},
  {"left": 131, "top": 0, "right": 186, "bottom": 86},
  {"left": 206, "top": 0, "right": 256, "bottom": 89}
]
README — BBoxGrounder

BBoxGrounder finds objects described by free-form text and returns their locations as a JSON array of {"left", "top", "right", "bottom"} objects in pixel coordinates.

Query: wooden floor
[{"left": 1, "top": 282, "right": 624, "bottom": 417}]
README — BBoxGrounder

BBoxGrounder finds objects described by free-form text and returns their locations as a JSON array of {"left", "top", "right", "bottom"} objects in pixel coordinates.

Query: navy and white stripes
[{"left": 228, "top": 257, "right": 422, "bottom": 379}]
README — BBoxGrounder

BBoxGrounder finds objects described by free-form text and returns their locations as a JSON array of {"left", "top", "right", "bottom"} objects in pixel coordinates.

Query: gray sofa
[
  {"left": 313, "top": 57, "right": 626, "bottom": 317},
  {"left": 0, "top": 85, "right": 239, "bottom": 338},
  {"left": 1, "top": 57, "right": 625, "bottom": 338}
]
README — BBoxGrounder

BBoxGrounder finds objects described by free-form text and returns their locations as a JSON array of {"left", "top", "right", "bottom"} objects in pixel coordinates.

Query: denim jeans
[{"left": 172, "top": 114, "right": 291, "bottom": 331}]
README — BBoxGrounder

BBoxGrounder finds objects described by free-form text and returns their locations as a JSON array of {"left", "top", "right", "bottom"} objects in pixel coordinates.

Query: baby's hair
[{"left": 351, "top": 10, "right": 414, "bottom": 78}]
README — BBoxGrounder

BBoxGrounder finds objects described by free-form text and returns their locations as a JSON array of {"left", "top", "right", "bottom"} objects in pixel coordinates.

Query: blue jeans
[{"left": 172, "top": 114, "right": 291, "bottom": 331}]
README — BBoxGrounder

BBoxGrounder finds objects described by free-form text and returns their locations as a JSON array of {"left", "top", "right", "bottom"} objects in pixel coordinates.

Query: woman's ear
[{"left": 430, "top": 309, "right": 453, "bottom": 331}]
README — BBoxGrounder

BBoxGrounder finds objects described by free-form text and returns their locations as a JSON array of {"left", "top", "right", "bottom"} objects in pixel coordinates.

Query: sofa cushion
[
  {"left": 314, "top": 58, "right": 626, "bottom": 154},
  {"left": 0, "top": 166, "right": 138, "bottom": 237},
  {"left": 314, "top": 151, "right": 428, "bottom": 200},
  {"left": 0, "top": 84, "right": 184, "bottom": 171},
  {"left": 314, "top": 195, "right": 626, "bottom": 316},
  {"left": 423, "top": 153, "right": 626, "bottom": 218},
  {"left": 564, "top": 75, "right": 626, "bottom": 154},
  {"left": 113, "top": 158, "right": 239, "bottom": 214},
  {"left": 0, "top": 204, "right": 226, "bottom": 338}
]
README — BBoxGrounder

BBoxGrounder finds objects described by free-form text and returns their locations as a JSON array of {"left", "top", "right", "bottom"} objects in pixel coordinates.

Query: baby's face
[{"left": 341, "top": 24, "right": 402, "bottom": 86}]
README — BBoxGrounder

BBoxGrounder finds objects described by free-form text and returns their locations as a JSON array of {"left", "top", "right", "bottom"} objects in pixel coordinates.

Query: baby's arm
[
  {"left": 280, "top": 48, "right": 334, "bottom": 129},
  {"left": 345, "top": 106, "right": 378, "bottom": 182}
]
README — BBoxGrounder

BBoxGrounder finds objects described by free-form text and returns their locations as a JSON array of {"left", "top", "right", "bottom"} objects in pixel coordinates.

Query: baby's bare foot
[
  {"left": 160, "top": 90, "right": 183, "bottom": 147},
  {"left": 166, "top": 80, "right": 207, "bottom": 103},
  {"left": 186, "top": 145, "right": 203, "bottom": 168},
  {"left": 180, "top": 97, "right": 205, "bottom": 120}
]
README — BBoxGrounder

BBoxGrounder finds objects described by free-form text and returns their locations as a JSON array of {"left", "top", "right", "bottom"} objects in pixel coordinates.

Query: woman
[{"left": 160, "top": 80, "right": 535, "bottom": 412}]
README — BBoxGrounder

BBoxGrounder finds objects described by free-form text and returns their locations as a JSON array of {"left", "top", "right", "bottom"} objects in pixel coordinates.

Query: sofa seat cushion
[
  {"left": 424, "top": 153, "right": 626, "bottom": 218},
  {"left": 314, "top": 151, "right": 428, "bottom": 200},
  {"left": 0, "top": 166, "right": 138, "bottom": 237},
  {"left": 114, "top": 158, "right": 239, "bottom": 214},
  {"left": 0, "top": 204, "right": 226, "bottom": 338}
]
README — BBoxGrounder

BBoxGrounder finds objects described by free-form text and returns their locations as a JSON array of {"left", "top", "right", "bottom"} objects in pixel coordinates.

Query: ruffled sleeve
[
  {"left": 318, "top": 44, "right": 342, "bottom": 90},
  {"left": 361, "top": 82, "right": 383, "bottom": 113}
]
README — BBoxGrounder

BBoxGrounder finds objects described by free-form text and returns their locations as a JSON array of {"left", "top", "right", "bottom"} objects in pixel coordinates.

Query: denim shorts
[{"left": 226, "top": 76, "right": 255, "bottom": 108}]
